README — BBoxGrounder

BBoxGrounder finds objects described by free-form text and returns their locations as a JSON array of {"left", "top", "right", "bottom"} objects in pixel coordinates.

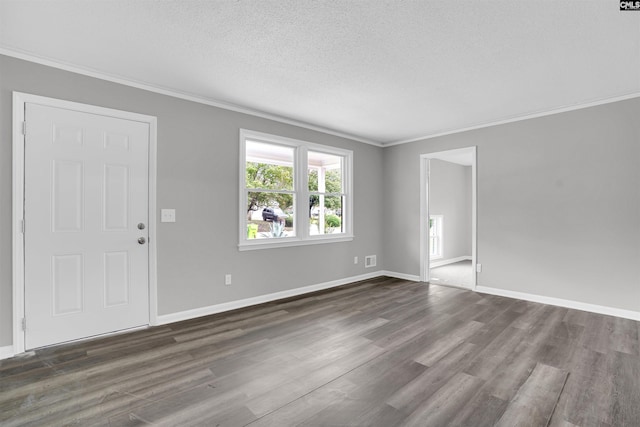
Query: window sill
[{"left": 238, "top": 235, "right": 354, "bottom": 251}]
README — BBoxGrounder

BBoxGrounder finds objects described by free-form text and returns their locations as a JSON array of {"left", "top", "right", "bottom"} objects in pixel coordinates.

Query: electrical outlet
[
  {"left": 354, "top": 256, "right": 358, "bottom": 264},
  {"left": 225, "top": 274, "right": 232, "bottom": 285},
  {"left": 476, "top": 264, "right": 482, "bottom": 273}
]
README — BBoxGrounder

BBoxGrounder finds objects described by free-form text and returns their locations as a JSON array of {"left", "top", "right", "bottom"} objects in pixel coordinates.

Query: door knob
[
  {"left": 138, "top": 237, "right": 146, "bottom": 245},
  {"left": 137, "top": 223, "right": 146, "bottom": 230}
]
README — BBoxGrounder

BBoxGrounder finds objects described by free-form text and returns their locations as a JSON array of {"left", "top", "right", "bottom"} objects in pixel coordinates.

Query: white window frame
[{"left": 239, "top": 129, "right": 353, "bottom": 250}]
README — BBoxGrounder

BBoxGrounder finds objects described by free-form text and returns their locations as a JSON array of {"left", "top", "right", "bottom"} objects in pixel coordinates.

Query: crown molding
[
  {"left": 2, "top": 47, "right": 637, "bottom": 149},
  {"left": 383, "top": 92, "right": 640, "bottom": 147},
  {"left": 0, "top": 47, "right": 383, "bottom": 147}
]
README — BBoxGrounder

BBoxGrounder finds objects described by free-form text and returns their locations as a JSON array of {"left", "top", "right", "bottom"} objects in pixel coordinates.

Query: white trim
[
  {"left": 12, "top": 92, "right": 159, "bottom": 354},
  {"left": 380, "top": 270, "right": 421, "bottom": 282},
  {"left": 419, "top": 157, "right": 429, "bottom": 286},
  {"left": 0, "top": 345, "right": 15, "bottom": 360},
  {"left": 476, "top": 286, "right": 640, "bottom": 322},
  {"left": 471, "top": 154, "right": 477, "bottom": 288},
  {"left": 383, "top": 92, "right": 640, "bottom": 146},
  {"left": 420, "top": 147, "right": 477, "bottom": 290},
  {"left": 12, "top": 93, "right": 26, "bottom": 356},
  {"left": 157, "top": 271, "right": 384, "bottom": 325},
  {"left": 238, "top": 235, "right": 354, "bottom": 251},
  {"left": 430, "top": 256, "right": 472, "bottom": 268},
  {"left": 2, "top": 49, "right": 639, "bottom": 149},
  {"left": 147, "top": 118, "right": 159, "bottom": 326},
  {"left": 3, "top": 49, "right": 637, "bottom": 149},
  {"left": 0, "top": 47, "right": 381, "bottom": 147}
]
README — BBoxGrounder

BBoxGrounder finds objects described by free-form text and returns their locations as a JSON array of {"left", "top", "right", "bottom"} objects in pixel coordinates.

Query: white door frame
[
  {"left": 12, "top": 92, "right": 159, "bottom": 356},
  {"left": 420, "top": 146, "right": 477, "bottom": 289}
]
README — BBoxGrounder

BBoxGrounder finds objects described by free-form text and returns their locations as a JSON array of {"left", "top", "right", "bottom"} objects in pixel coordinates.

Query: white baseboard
[
  {"left": 5, "top": 278, "right": 636, "bottom": 359},
  {"left": 476, "top": 285, "right": 640, "bottom": 321},
  {"left": 430, "top": 256, "right": 472, "bottom": 268},
  {"left": 5, "top": 271, "right": 416, "bottom": 356},
  {"left": 0, "top": 345, "right": 15, "bottom": 360},
  {"left": 157, "top": 271, "right": 385, "bottom": 325},
  {"left": 380, "top": 270, "right": 421, "bottom": 282}
]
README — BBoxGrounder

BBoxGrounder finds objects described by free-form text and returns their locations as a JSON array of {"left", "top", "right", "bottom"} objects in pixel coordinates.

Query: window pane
[
  {"left": 247, "top": 191, "right": 294, "bottom": 239},
  {"left": 323, "top": 196, "right": 343, "bottom": 234},
  {"left": 309, "top": 195, "right": 343, "bottom": 235},
  {"left": 246, "top": 141, "right": 294, "bottom": 191},
  {"left": 308, "top": 169, "right": 318, "bottom": 192},
  {"left": 308, "top": 151, "right": 342, "bottom": 192}
]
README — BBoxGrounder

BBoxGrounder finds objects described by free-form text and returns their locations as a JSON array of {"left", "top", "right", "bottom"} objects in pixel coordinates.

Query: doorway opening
[{"left": 420, "top": 147, "right": 477, "bottom": 289}]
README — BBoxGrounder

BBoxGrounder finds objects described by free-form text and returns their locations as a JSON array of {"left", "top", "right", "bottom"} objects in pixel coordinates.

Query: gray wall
[
  {"left": 2, "top": 54, "right": 638, "bottom": 348},
  {"left": 429, "top": 159, "right": 471, "bottom": 261},
  {"left": 0, "top": 55, "right": 385, "bottom": 347},
  {"left": 384, "top": 97, "right": 640, "bottom": 312}
]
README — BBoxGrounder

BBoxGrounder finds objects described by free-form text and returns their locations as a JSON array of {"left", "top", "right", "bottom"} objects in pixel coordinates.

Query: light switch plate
[{"left": 161, "top": 209, "right": 176, "bottom": 223}]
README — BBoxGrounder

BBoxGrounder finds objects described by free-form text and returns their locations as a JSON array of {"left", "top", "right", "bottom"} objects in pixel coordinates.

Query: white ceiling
[{"left": 1, "top": 1, "right": 639, "bottom": 146}]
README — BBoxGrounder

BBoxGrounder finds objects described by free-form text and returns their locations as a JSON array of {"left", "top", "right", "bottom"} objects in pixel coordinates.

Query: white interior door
[{"left": 24, "top": 103, "right": 150, "bottom": 350}]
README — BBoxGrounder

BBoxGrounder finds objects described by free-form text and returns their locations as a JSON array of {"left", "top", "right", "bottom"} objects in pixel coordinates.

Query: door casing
[
  {"left": 420, "top": 147, "right": 477, "bottom": 288},
  {"left": 12, "top": 92, "right": 159, "bottom": 355}
]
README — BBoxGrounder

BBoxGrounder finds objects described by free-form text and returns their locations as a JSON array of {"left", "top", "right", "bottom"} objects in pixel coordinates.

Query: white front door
[{"left": 24, "top": 103, "right": 150, "bottom": 350}]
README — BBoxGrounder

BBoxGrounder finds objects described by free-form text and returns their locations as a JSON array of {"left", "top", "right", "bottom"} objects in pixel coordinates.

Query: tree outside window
[
  {"left": 240, "top": 130, "right": 353, "bottom": 249},
  {"left": 245, "top": 141, "right": 295, "bottom": 239}
]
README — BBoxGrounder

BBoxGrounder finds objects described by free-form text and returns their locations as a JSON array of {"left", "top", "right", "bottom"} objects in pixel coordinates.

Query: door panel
[
  {"left": 104, "top": 251, "right": 129, "bottom": 307},
  {"left": 104, "top": 164, "right": 129, "bottom": 230},
  {"left": 24, "top": 103, "right": 150, "bottom": 350},
  {"left": 52, "top": 254, "right": 84, "bottom": 315}
]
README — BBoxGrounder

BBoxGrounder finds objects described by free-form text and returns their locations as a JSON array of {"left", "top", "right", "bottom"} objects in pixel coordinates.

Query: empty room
[{"left": 1, "top": 1, "right": 639, "bottom": 426}]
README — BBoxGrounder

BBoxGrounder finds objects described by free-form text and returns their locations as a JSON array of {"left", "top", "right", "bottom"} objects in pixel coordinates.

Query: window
[
  {"left": 240, "top": 129, "right": 353, "bottom": 250},
  {"left": 308, "top": 151, "right": 345, "bottom": 235},
  {"left": 429, "top": 215, "right": 443, "bottom": 259}
]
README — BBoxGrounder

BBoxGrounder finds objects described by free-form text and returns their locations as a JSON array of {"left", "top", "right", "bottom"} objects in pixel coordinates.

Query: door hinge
[
  {"left": 20, "top": 219, "right": 25, "bottom": 234},
  {"left": 22, "top": 121, "right": 26, "bottom": 136},
  {"left": 22, "top": 318, "right": 26, "bottom": 331}
]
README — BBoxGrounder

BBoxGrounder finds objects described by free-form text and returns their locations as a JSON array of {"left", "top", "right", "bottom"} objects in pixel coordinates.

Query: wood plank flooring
[{"left": 1, "top": 277, "right": 639, "bottom": 426}]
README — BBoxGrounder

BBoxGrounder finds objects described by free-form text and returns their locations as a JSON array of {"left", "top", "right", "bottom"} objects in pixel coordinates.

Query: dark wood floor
[{"left": 1, "top": 277, "right": 639, "bottom": 426}]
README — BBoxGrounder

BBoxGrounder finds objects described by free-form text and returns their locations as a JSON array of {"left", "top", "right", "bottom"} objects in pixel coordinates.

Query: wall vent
[{"left": 364, "top": 255, "right": 377, "bottom": 268}]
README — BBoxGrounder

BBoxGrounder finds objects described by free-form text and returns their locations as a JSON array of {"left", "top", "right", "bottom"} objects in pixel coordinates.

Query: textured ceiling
[{"left": 1, "top": 0, "right": 639, "bottom": 145}]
